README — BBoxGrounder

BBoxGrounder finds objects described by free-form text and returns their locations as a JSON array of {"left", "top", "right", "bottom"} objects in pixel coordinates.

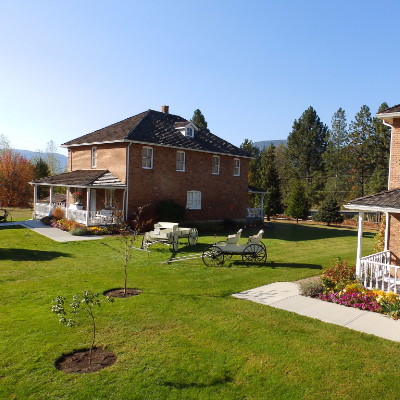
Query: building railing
[
  {"left": 359, "top": 250, "right": 400, "bottom": 293},
  {"left": 34, "top": 203, "right": 120, "bottom": 226},
  {"left": 247, "top": 208, "right": 263, "bottom": 218}
]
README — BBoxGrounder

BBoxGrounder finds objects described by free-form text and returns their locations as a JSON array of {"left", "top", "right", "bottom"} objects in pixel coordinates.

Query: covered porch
[
  {"left": 344, "top": 188, "right": 400, "bottom": 293},
  {"left": 247, "top": 185, "right": 266, "bottom": 219},
  {"left": 30, "top": 169, "right": 127, "bottom": 227}
]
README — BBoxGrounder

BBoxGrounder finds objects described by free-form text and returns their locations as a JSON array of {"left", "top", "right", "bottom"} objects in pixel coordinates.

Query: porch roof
[
  {"left": 248, "top": 185, "right": 267, "bottom": 194},
  {"left": 344, "top": 187, "right": 400, "bottom": 213},
  {"left": 29, "top": 169, "right": 126, "bottom": 189}
]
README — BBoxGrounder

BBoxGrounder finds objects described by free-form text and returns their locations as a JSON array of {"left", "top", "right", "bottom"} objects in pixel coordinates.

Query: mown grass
[
  {"left": 0, "top": 206, "right": 33, "bottom": 222},
  {"left": 1, "top": 221, "right": 398, "bottom": 399}
]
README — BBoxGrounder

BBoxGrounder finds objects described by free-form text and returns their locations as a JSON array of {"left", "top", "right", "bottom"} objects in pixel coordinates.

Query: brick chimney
[{"left": 161, "top": 105, "right": 169, "bottom": 114}]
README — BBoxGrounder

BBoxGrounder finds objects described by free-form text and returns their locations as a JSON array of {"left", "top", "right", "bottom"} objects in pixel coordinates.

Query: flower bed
[{"left": 42, "top": 217, "right": 118, "bottom": 235}]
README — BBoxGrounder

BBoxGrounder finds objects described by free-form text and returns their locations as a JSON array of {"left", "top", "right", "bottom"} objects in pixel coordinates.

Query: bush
[
  {"left": 156, "top": 200, "right": 185, "bottom": 223},
  {"left": 70, "top": 227, "right": 87, "bottom": 236},
  {"left": 320, "top": 257, "right": 357, "bottom": 292},
  {"left": 313, "top": 197, "right": 344, "bottom": 226},
  {"left": 52, "top": 206, "right": 65, "bottom": 220},
  {"left": 41, "top": 216, "right": 52, "bottom": 225},
  {"left": 299, "top": 280, "right": 324, "bottom": 297}
]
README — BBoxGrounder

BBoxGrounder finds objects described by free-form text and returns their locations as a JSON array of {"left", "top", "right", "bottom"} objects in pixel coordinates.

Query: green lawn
[
  {"left": 1, "top": 222, "right": 398, "bottom": 399},
  {"left": 0, "top": 206, "right": 33, "bottom": 222}
]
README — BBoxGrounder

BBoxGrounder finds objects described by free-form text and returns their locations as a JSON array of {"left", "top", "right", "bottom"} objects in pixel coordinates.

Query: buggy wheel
[
  {"left": 202, "top": 245, "right": 224, "bottom": 267},
  {"left": 188, "top": 228, "right": 198, "bottom": 246},
  {"left": 141, "top": 232, "right": 150, "bottom": 250},
  {"left": 216, "top": 241, "right": 232, "bottom": 260},
  {"left": 172, "top": 233, "right": 179, "bottom": 252},
  {"left": 242, "top": 244, "right": 267, "bottom": 264}
]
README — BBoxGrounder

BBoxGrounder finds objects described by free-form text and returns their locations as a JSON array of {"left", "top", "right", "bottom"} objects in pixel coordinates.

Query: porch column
[
  {"left": 385, "top": 212, "right": 389, "bottom": 251},
  {"left": 66, "top": 188, "right": 70, "bottom": 219},
  {"left": 260, "top": 194, "right": 264, "bottom": 220},
  {"left": 356, "top": 210, "right": 364, "bottom": 276},
  {"left": 33, "top": 185, "right": 38, "bottom": 219},
  {"left": 49, "top": 186, "right": 53, "bottom": 215},
  {"left": 86, "top": 189, "right": 91, "bottom": 226}
]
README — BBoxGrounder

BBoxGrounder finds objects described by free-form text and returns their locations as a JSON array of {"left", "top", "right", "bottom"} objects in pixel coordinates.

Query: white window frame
[
  {"left": 142, "top": 146, "right": 153, "bottom": 169},
  {"left": 212, "top": 155, "right": 220, "bottom": 175},
  {"left": 105, "top": 189, "right": 115, "bottom": 209},
  {"left": 176, "top": 151, "right": 185, "bottom": 172},
  {"left": 186, "top": 127, "right": 193, "bottom": 137},
  {"left": 186, "top": 191, "right": 201, "bottom": 209},
  {"left": 233, "top": 158, "right": 240, "bottom": 176},
  {"left": 91, "top": 147, "right": 97, "bottom": 168}
]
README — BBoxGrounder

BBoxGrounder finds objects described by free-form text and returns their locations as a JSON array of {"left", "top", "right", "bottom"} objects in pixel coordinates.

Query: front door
[{"left": 90, "top": 189, "right": 96, "bottom": 212}]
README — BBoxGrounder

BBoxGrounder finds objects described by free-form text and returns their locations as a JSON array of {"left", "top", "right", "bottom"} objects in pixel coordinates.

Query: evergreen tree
[
  {"left": 191, "top": 109, "right": 209, "bottom": 131},
  {"left": 33, "top": 158, "right": 51, "bottom": 199},
  {"left": 259, "top": 144, "right": 282, "bottom": 220},
  {"left": 286, "top": 106, "right": 328, "bottom": 182},
  {"left": 240, "top": 139, "right": 261, "bottom": 207},
  {"left": 285, "top": 181, "right": 310, "bottom": 223},
  {"left": 313, "top": 197, "right": 344, "bottom": 226},
  {"left": 347, "top": 105, "right": 374, "bottom": 198},
  {"left": 323, "top": 108, "right": 350, "bottom": 203}
]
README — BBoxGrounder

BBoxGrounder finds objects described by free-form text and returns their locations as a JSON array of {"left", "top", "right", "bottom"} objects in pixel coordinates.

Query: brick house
[
  {"left": 30, "top": 106, "right": 253, "bottom": 225},
  {"left": 344, "top": 103, "right": 400, "bottom": 292}
]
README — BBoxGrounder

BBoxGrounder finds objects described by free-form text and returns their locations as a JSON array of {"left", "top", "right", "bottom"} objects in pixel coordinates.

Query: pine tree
[
  {"left": 33, "top": 158, "right": 51, "bottom": 199},
  {"left": 285, "top": 181, "right": 310, "bottom": 223},
  {"left": 240, "top": 139, "right": 261, "bottom": 207},
  {"left": 259, "top": 144, "right": 282, "bottom": 221},
  {"left": 191, "top": 109, "right": 209, "bottom": 131},
  {"left": 313, "top": 197, "right": 344, "bottom": 226},
  {"left": 347, "top": 105, "right": 374, "bottom": 198}
]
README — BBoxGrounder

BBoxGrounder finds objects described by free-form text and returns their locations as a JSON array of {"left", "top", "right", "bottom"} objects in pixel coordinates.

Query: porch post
[
  {"left": 49, "top": 186, "right": 53, "bottom": 215},
  {"left": 385, "top": 212, "right": 390, "bottom": 251},
  {"left": 260, "top": 194, "right": 264, "bottom": 220},
  {"left": 66, "top": 188, "right": 70, "bottom": 219},
  {"left": 86, "top": 189, "right": 91, "bottom": 226},
  {"left": 356, "top": 210, "right": 364, "bottom": 276},
  {"left": 33, "top": 185, "right": 38, "bottom": 219}
]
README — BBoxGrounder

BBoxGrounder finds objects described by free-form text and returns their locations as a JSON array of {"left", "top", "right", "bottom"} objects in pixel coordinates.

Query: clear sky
[{"left": 1, "top": 0, "right": 399, "bottom": 157}]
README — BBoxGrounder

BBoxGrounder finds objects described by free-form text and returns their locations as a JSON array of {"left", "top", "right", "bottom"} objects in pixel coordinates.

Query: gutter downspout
[{"left": 125, "top": 142, "right": 132, "bottom": 221}]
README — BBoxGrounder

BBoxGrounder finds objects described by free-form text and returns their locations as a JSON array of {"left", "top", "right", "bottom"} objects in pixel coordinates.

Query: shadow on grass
[
  {"left": 160, "top": 374, "right": 233, "bottom": 389},
  {"left": 0, "top": 248, "right": 72, "bottom": 261}
]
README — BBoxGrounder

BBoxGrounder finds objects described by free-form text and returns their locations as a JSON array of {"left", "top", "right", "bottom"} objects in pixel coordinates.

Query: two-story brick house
[
  {"left": 344, "top": 103, "right": 400, "bottom": 292},
  {"left": 31, "top": 106, "right": 252, "bottom": 225}
]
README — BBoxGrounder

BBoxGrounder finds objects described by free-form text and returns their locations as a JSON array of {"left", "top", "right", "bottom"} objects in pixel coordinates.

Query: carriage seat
[
  {"left": 154, "top": 222, "right": 178, "bottom": 230},
  {"left": 226, "top": 229, "right": 243, "bottom": 245},
  {"left": 246, "top": 230, "right": 264, "bottom": 245}
]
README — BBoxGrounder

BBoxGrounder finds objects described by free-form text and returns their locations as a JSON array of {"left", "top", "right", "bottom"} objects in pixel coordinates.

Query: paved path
[
  {"left": 233, "top": 282, "right": 400, "bottom": 342},
  {"left": 0, "top": 220, "right": 102, "bottom": 242}
]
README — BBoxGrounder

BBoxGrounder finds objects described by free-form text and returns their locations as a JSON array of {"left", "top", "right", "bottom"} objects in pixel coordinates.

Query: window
[
  {"left": 91, "top": 147, "right": 97, "bottom": 168},
  {"left": 142, "top": 146, "right": 153, "bottom": 169},
  {"left": 187, "top": 191, "right": 201, "bottom": 209},
  {"left": 234, "top": 158, "right": 240, "bottom": 176},
  {"left": 176, "top": 151, "right": 185, "bottom": 171},
  {"left": 186, "top": 127, "right": 193, "bottom": 137},
  {"left": 212, "top": 155, "right": 220, "bottom": 174},
  {"left": 105, "top": 189, "right": 115, "bottom": 208}
]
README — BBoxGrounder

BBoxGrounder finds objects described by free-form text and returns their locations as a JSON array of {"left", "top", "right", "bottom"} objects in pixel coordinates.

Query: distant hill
[
  {"left": 254, "top": 140, "right": 287, "bottom": 150},
  {"left": 14, "top": 149, "right": 68, "bottom": 171}
]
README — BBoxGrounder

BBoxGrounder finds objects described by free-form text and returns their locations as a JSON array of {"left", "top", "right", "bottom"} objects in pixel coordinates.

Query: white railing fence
[
  {"left": 359, "top": 250, "right": 400, "bottom": 293},
  {"left": 247, "top": 208, "right": 263, "bottom": 218}
]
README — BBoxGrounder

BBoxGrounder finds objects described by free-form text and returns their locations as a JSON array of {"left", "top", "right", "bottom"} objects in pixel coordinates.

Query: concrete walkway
[
  {"left": 233, "top": 282, "right": 400, "bottom": 342},
  {"left": 0, "top": 220, "right": 102, "bottom": 242}
]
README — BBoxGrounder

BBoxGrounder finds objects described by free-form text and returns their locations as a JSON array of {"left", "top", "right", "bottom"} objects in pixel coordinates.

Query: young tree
[
  {"left": 313, "top": 197, "right": 344, "bottom": 226},
  {"left": 191, "top": 109, "right": 209, "bottom": 131},
  {"left": 285, "top": 181, "right": 310, "bottom": 223},
  {"left": 347, "top": 105, "right": 374, "bottom": 198},
  {"left": 45, "top": 140, "right": 62, "bottom": 176},
  {"left": 0, "top": 149, "right": 35, "bottom": 206},
  {"left": 259, "top": 144, "right": 282, "bottom": 220}
]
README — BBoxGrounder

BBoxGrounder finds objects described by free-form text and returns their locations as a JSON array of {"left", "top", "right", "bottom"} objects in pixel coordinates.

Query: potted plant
[{"left": 72, "top": 191, "right": 83, "bottom": 205}]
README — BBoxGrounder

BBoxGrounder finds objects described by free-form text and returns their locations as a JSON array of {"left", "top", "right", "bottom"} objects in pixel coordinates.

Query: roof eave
[{"left": 344, "top": 203, "right": 400, "bottom": 213}]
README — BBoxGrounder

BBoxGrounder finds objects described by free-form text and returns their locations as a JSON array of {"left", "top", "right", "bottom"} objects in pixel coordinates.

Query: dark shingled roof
[
  {"left": 346, "top": 188, "right": 400, "bottom": 209},
  {"left": 377, "top": 104, "right": 400, "bottom": 115},
  {"left": 30, "top": 170, "right": 125, "bottom": 187},
  {"left": 63, "top": 110, "right": 251, "bottom": 158}
]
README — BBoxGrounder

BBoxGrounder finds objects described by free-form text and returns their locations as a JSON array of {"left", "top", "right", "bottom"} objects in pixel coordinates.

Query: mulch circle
[
  {"left": 56, "top": 348, "right": 117, "bottom": 373},
  {"left": 104, "top": 288, "right": 143, "bottom": 298}
]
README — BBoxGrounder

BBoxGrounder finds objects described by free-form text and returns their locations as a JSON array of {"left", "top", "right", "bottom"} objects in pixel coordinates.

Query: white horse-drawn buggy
[
  {"left": 141, "top": 222, "right": 199, "bottom": 251},
  {"left": 202, "top": 229, "right": 266, "bottom": 266}
]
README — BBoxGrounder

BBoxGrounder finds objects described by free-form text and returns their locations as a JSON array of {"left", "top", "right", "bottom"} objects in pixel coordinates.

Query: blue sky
[{"left": 1, "top": 0, "right": 399, "bottom": 157}]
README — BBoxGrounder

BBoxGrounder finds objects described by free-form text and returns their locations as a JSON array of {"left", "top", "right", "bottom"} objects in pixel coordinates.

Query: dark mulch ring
[
  {"left": 104, "top": 288, "right": 143, "bottom": 298},
  {"left": 56, "top": 348, "right": 117, "bottom": 373}
]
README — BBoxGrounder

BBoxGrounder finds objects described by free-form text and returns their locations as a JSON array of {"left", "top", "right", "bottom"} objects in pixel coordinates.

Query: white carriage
[
  {"left": 141, "top": 222, "right": 199, "bottom": 251},
  {"left": 202, "top": 229, "right": 266, "bottom": 266}
]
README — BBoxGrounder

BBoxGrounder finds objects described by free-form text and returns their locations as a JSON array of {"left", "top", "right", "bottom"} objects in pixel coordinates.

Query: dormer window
[{"left": 186, "top": 127, "right": 193, "bottom": 137}]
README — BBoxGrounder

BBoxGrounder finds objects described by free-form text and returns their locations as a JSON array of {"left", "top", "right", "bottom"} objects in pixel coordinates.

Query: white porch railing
[
  {"left": 247, "top": 208, "right": 263, "bottom": 218},
  {"left": 34, "top": 203, "right": 120, "bottom": 226},
  {"left": 359, "top": 250, "right": 400, "bottom": 293}
]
